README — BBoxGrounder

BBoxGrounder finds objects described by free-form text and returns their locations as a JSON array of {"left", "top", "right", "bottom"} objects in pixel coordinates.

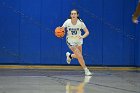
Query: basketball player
[
  {"left": 132, "top": 0, "right": 140, "bottom": 24},
  {"left": 62, "top": 9, "right": 92, "bottom": 76}
]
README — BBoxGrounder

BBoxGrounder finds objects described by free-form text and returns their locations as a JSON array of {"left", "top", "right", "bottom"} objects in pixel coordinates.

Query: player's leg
[
  {"left": 71, "top": 45, "right": 82, "bottom": 58},
  {"left": 70, "top": 46, "right": 92, "bottom": 75}
]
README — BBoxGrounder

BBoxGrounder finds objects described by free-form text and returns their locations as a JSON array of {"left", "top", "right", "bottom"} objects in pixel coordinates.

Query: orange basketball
[{"left": 55, "top": 27, "right": 65, "bottom": 38}]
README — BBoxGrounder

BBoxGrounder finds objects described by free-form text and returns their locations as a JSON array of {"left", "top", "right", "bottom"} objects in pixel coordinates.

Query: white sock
[{"left": 84, "top": 67, "right": 88, "bottom": 71}]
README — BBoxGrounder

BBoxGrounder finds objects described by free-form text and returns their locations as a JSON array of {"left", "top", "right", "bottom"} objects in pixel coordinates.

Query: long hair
[{"left": 69, "top": 9, "right": 83, "bottom": 22}]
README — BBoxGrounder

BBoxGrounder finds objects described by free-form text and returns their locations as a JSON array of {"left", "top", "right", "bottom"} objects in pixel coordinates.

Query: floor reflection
[{"left": 66, "top": 76, "right": 92, "bottom": 93}]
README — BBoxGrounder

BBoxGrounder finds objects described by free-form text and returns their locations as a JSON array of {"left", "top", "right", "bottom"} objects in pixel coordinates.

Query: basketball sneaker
[
  {"left": 66, "top": 52, "right": 71, "bottom": 64},
  {"left": 85, "top": 68, "right": 92, "bottom": 76}
]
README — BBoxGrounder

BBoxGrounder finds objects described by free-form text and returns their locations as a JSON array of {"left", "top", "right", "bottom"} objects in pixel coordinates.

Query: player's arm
[{"left": 82, "top": 27, "right": 89, "bottom": 39}]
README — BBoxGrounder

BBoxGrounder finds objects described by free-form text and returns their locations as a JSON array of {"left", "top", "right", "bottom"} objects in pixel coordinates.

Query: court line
[{"left": 0, "top": 65, "right": 139, "bottom": 71}]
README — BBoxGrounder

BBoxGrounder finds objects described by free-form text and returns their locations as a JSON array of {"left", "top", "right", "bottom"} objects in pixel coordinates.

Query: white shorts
[{"left": 66, "top": 36, "right": 83, "bottom": 47}]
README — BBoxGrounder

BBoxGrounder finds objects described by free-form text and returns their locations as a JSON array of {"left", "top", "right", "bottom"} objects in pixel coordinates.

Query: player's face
[{"left": 70, "top": 10, "right": 79, "bottom": 19}]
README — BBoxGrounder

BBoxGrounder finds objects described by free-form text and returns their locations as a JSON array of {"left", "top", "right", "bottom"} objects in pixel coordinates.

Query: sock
[
  {"left": 84, "top": 67, "right": 88, "bottom": 71},
  {"left": 69, "top": 54, "right": 72, "bottom": 59}
]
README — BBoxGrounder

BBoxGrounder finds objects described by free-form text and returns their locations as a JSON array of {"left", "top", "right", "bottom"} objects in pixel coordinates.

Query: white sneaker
[
  {"left": 66, "top": 52, "right": 71, "bottom": 64},
  {"left": 85, "top": 69, "right": 92, "bottom": 76}
]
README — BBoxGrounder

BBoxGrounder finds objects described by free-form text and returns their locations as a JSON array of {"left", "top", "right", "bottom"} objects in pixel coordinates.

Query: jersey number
[{"left": 71, "top": 31, "right": 77, "bottom": 35}]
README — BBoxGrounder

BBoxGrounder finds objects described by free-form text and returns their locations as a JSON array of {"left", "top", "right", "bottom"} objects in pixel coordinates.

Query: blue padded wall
[{"left": 0, "top": 0, "right": 139, "bottom": 66}]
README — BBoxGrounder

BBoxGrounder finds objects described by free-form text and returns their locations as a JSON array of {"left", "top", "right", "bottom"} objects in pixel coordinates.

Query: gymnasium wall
[
  {"left": 136, "top": 20, "right": 140, "bottom": 67},
  {"left": 0, "top": 0, "right": 139, "bottom": 66}
]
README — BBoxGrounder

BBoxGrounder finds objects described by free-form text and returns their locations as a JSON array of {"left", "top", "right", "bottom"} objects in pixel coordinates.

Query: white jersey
[
  {"left": 62, "top": 19, "right": 86, "bottom": 46},
  {"left": 62, "top": 19, "right": 86, "bottom": 37}
]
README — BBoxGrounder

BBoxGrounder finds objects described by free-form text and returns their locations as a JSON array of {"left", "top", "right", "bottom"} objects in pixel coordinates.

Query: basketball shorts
[{"left": 66, "top": 36, "right": 83, "bottom": 47}]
